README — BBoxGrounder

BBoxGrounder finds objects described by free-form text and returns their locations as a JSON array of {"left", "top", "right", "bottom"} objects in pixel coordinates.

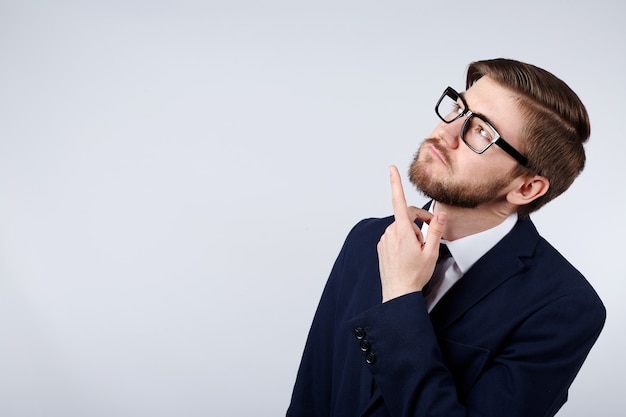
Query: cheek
[
  {"left": 452, "top": 147, "right": 484, "bottom": 171},
  {"left": 457, "top": 146, "right": 517, "bottom": 173}
]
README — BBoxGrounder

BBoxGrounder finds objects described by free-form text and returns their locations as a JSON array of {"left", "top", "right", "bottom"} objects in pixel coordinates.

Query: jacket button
[
  {"left": 360, "top": 340, "right": 371, "bottom": 352},
  {"left": 365, "top": 352, "right": 377, "bottom": 364},
  {"left": 354, "top": 327, "right": 366, "bottom": 340}
]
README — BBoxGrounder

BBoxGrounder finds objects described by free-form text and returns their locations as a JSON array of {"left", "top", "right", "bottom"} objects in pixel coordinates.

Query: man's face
[{"left": 409, "top": 76, "right": 526, "bottom": 208}]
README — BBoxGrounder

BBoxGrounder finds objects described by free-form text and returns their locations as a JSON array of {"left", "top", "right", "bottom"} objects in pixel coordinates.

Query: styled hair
[{"left": 466, "top": 58, "right": 590, "bottom": 217}]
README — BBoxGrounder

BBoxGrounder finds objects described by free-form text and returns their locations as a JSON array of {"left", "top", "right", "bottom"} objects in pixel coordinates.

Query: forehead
[{"left": 463, "top": 76, "right": 525, "bottom": 142}]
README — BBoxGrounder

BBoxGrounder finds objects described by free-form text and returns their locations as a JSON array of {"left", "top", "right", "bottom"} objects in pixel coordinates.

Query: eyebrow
[{"left": 458, "top": 91, "right": 500, "bottom": 131}]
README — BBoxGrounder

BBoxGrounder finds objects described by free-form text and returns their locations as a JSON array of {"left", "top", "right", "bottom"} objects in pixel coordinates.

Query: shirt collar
[{"left": 421, "top": 203, "right": 518, "bottom": 274}]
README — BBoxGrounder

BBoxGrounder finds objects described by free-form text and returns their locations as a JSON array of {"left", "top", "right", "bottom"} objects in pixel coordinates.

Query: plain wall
[{"left": 1, "top": 1, "right": 624, "bottom": 416}]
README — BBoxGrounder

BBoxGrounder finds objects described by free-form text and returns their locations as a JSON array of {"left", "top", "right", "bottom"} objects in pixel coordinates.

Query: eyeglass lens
[{"left": 437, "top": 92, "right": 497, "bottom": 153}]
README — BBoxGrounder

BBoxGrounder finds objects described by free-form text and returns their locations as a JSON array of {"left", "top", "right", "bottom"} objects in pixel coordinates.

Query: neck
[{"left": 433, "top": 200, "right": 516, "bottom": 241}]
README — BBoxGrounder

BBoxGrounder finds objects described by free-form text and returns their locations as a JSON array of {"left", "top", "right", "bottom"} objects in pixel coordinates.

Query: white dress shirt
[{"left": 421, "top": 205, "right": 518, "bottom": 312}]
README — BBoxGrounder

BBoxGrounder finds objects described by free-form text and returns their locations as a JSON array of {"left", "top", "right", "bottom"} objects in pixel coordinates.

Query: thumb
[{"left": 424, "top": 212, "right": 447, "bottom": 253}]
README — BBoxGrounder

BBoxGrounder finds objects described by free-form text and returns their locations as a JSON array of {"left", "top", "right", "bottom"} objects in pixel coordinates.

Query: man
[{"left": 287, "top": 58, "right": 605, "bottom": 417}]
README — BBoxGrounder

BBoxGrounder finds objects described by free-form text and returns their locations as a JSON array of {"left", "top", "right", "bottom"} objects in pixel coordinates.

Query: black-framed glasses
[{"left": 435, "top": 86, "right": 530, "bottom": 168}]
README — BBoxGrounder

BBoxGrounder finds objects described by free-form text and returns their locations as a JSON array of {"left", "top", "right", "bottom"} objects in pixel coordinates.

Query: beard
[{"left": 408, "top": 138, "right": 514, "bottom": 208}]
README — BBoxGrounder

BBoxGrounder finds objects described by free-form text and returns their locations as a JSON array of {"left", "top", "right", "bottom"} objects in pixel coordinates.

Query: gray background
[{"left": 1, "top": 1, "right": 624, "bottom": 416}]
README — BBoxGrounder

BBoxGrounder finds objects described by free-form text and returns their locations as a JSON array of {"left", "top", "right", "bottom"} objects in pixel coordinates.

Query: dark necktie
[{"left": 438, "top": 242, "right": 451, "bottom": 260}]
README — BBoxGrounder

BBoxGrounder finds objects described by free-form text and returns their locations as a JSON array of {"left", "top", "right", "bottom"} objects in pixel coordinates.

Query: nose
[{"left": 435, "top": 118, "right": 463, "bottom": 149}]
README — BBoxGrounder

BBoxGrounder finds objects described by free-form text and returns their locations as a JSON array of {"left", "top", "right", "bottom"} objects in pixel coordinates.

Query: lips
[{"left": 426, "top": 141, "right": 448, "bottom": 166}]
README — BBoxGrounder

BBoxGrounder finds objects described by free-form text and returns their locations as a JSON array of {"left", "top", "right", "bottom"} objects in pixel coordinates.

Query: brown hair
[{"left": 466, "top": 58, "right": 589, "bottom": 217}]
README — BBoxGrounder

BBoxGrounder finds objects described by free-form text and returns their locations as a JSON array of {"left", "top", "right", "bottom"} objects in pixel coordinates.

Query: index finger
[{"left": 389, "top": 165, "right": 410, "bottom": 224}]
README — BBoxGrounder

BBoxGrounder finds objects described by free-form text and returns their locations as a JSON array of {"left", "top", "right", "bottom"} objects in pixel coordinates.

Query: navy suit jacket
[{"left": 287, "top": 214, "right": 605, "bottom": 417}]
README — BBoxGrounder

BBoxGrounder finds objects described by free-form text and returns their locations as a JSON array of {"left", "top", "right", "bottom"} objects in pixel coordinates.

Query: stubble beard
[{"left": 408, "top": 138, "right": 513, "bottom": 208}]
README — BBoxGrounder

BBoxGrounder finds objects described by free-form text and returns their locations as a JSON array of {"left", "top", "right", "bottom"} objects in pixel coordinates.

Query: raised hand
[{"left": 377, "top": 165, "right": 447, "bottom": 302}]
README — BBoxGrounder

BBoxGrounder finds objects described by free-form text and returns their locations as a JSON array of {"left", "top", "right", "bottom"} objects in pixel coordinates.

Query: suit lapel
[{"left": 429, "top": 216, "right": 540, "bottom": 331}]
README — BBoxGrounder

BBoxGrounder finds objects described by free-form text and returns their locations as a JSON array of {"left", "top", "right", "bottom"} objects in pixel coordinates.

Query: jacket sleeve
[
  {"left": 348, "top": 293, "right": 465, "bottom": 417},
  {"left": 348, "top": 288, "right": 606, "bottom": 417}
]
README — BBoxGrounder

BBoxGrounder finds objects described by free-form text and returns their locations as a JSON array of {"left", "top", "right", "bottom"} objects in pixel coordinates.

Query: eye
[
  {"left": 444, "top": 103, "right": 463, "bottom": 119},
  {"left": 464, "top": 117, "right": 495, "bottom": 150},
  {"left": 437, "top": 92, "right": 466, "bottom": 122},
  {"left": 478, "top": 126, "right": 492, "bottom": 141}
]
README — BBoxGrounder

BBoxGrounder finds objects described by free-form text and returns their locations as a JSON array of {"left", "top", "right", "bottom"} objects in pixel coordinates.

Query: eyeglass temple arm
[{"left": 494, "top": 138, "right": 530, "bottom": 168}]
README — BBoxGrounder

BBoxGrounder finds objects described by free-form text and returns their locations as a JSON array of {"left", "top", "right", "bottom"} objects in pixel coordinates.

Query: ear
[{"left": 506, "top": 175, "right": 550, "bottom": 206}]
